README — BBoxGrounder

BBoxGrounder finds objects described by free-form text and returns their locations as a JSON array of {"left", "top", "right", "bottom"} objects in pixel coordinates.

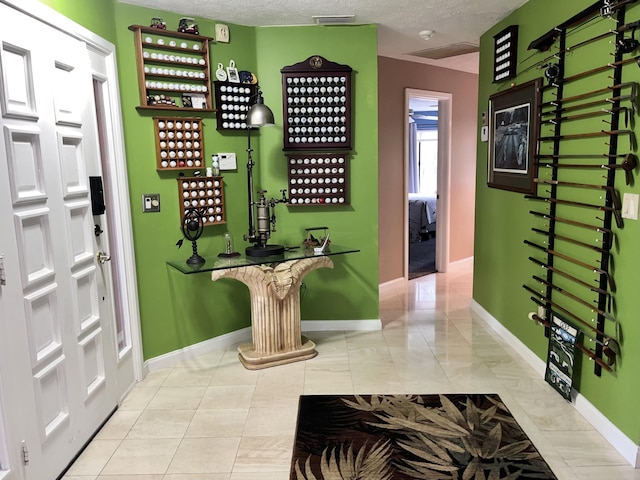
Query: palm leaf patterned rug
[{"left": 290, "top": 394, "right": 557, "bottom": 480}]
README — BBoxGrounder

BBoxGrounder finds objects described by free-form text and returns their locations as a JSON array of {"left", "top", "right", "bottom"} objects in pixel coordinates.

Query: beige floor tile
[
  {"left": 137, "top": 368, "right": 172, "bottom": 387},
  {"left": 147, "top": 387, "right": 207, "bottom": 410},
  {"left": 543, "top": 430, "right": 630, "bottom": 468},
  {"left": 64, "top": 439, "right": 121, "bottom": 476},
  {"left": 167, "top": 437, "right": 241, "bottom": 474},
  {"left": 163, "top": 368, "right": 215, "bottom": 387},
  {"left": 101, "top": 438, "right": 181, "bottom": 475},
  {"left": 230, "top": 473, "right": 290, "bottom": 480},
  {"left": 119, "top": 387, "right": 159, "bottom": 411},
  {"left": 209, "top": 361, "right": 260, "bottom": 386},
  {"left": 97, "top": 475, "right": 164, "bottom": 480},
  {"left": 127, "top": 409, "right": 195, "bottom": 439},
  {"left": 185, "top": 409, "right": 249, "bottom": 437},
  {"left": 62, "top": 476, "right": 97, "bottom": 480},
  {"left": 164, "top": 475, "right": 230, "bottom": 480},
  {"left": 95, "top": 410, "right": 142, "bottom": 439},
  {"left": 242, "top": 407, "right": 298, "bottom": 437},
  {"left": 200, "top": 385, "right": 255, "bottom": 410},
  {"left": 232, "top": 436, "right": 293, "bottom": 473}
]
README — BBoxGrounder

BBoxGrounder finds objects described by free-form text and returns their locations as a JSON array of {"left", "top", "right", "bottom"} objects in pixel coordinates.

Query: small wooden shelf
[
  {"left": 129, "top": 25, "right": 214, "bottom": 111},
  {"left": 178, "top": 176, "right": 226, "bottom": 226},
  {"left": 154, "top": 116, "right": 205, "bottom": 170}
]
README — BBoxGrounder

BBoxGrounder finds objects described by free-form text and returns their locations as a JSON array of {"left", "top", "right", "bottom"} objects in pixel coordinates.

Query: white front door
[{"left": 0, "top": 5, "right": 119, "bottom": 479}]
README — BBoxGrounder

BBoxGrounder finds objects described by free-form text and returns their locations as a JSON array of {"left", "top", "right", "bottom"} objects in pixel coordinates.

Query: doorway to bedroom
[{"left": 405, "top": 89, "right": 452, "bottom": 279}]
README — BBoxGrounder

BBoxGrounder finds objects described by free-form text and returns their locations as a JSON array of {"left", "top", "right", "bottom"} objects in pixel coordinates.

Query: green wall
[
  {"left": 107, "top": 5, "right": 379, "bottom": 359},
  {"left": 38, "top": 0, "right": 116, "bottom": 42},
  {"left": 475, "top": 0, "right": 640, "bottom": 443},
  {"left": 40, "top": 0, "right": 379, "bottom": 359}
]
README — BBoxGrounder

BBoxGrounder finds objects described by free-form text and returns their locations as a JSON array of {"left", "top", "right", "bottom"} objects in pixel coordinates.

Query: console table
[{"left": 167, "top": 245, "right": 359, "bottom": 369}]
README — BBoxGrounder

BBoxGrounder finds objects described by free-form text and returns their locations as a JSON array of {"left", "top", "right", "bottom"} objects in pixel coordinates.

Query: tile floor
[{"left": 64, "top": 259, "right": 639, "bottom": 480}]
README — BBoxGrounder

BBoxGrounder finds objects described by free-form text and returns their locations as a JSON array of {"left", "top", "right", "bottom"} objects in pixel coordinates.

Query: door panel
[
  {"left": 2, "top": 125, "right": 46, "bottom": 204},
  {"left": 0, "top": 41, "right": 38, "bottom": 120},
  {"left": 0, "top": 4, "right": 119, "bottom": 480}
]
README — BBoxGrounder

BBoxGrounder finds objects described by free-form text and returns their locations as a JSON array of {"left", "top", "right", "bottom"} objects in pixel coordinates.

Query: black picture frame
[{"left": 488, "top": 78, "right": 541, "bottom": 194}]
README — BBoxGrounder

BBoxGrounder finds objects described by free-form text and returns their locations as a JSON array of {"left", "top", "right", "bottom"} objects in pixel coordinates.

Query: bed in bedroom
[{"left": 408, "top": 193, "right": 437, "bottom": 242}]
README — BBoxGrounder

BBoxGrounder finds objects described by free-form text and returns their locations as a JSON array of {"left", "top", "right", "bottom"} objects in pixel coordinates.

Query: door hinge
[
  {"left": 21, "top": 440, "right": 29, "bottom": 466},
  {"left": 0, "top": 254, "right": 5, "bottom": 286}
]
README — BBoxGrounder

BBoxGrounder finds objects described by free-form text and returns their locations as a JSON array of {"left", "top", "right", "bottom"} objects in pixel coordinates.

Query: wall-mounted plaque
[{"left": 493, "top": 25, "right": 518, "bottom": 83}]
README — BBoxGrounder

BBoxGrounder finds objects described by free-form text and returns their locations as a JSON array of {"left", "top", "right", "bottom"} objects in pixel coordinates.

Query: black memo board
[{"left": 281, "top": 55, "right": 353, "bottom": 151}]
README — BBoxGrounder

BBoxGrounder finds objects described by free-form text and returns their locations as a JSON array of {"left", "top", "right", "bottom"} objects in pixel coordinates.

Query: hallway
[{"left": 64, "top": 259, "right": 638, "bottom": 479}]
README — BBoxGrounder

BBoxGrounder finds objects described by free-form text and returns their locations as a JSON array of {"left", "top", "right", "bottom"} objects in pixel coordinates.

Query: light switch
[
  {"left": 142, "top": 193, "right": 161, "bottom": 213},
  {"left": 480, "top": 126, "right": 489, "bottom": 142},
  {"left": 621, "top": 193, "right": 638, "bottom": 220}
]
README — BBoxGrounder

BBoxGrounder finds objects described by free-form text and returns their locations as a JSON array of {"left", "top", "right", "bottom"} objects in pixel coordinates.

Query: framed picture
[{"left": 488, "top": 78, "right": 541, "bottom": 194}]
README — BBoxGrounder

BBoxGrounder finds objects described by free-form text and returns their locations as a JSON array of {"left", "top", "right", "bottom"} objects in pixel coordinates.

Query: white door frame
[
  {"left": 1, "top": 0, "right": 144, "bottom": 388},
  {"left": 404, "top": 88, "right": 452, "bottom": 276}
]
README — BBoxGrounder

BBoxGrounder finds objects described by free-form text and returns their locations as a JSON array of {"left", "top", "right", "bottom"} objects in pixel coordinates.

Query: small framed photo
[
  {"left": 190, "top": 94, "right": 207, "bottom": 109},
  {"left": 227, "top": 66, "right": 240, "bottom": 83},
  {"left": 488, "top": 78, "right": 541, "bottom": 194},
  {"left": 181, "top": 95, "right": 193, "bottom": 108}
]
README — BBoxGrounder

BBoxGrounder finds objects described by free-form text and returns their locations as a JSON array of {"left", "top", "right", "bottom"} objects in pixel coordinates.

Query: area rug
[{"left": 290, "top": 394, "right": 557, "bottom": 480}]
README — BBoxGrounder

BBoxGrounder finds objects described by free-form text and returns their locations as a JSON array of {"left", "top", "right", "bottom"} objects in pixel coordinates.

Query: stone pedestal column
[{"left": 211, "top": 256, "right": 333, "bottom": 369}]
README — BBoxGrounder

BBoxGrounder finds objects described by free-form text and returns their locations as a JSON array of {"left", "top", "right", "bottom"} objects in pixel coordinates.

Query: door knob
[{"left": 97, "top": 251, "right": 111, "bottom": 264}]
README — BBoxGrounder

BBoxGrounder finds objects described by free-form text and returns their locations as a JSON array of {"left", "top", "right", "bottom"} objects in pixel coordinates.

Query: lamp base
[{"left": 245, "top": 244, "right": 285, "bottom": 257}]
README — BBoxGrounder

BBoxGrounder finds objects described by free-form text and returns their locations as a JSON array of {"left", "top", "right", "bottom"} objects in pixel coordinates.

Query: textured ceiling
[{"left": 119, "top": 0, "right": 529, "bottom": 73}]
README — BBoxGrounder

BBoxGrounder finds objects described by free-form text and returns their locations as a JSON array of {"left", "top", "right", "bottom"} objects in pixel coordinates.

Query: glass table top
[{"left": 167, "top": 244, "right": 360, "bottom": 274}]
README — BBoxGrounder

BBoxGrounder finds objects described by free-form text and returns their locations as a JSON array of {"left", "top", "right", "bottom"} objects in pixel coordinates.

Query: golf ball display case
[
  {"left": 154, "top": 117, "right": 204, "bottom": 170},
  {"left": 286, "top": 153, "right": 349, "bottom": 206},
  {"left": 281, "top": 56, "right": 353, "bottom": 151},
  {"left": 213, "top": 81, "right": 258, "bottom": 130},
  {"left": 129, "top": 24, "right": 214, "bottom": 111},
  {"left": 178, "top": 176, "right": 226, "bottom": 226}
]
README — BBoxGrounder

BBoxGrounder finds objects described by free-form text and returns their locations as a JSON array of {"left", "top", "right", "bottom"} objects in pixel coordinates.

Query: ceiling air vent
[
  {"left": 312, "top": 15, "right": 356, "bottom": 25},
  {"left": 407, "top": 42, "right": 479, "bottom": 60}
]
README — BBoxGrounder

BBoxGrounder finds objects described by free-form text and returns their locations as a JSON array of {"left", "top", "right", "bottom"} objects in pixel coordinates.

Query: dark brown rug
[{"left": 290, "top": 394, "right": 557, "bottom": 480}]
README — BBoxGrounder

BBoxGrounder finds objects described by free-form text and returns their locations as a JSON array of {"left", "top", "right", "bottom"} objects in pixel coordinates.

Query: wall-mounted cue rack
[{"left": 522, "top": 0, "right": 637, "bottom": 378}]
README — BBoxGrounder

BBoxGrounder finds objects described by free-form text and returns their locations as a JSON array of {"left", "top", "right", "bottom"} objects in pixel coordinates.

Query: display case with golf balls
[
  {"left": 281, "top": 56, "right": 352, "bottom": 151},
  {"left": 286, "top": 153, "right": 348, "bottom": 206},
  {"left": 213, "top": 81, "right": 258, "bottom": 130},
  {"left": 178, "top": 176, "right": 226, "bottom": 226},
  {"left": 154, "top": 117, "right": 204, "bottom": 170},
  {"left": 129, "top": 24, "right": 214, "bottom": 111}
]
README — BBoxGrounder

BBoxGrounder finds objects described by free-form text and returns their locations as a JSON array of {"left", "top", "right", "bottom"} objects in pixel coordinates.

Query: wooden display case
[
  {"left": 286, "top": 153, "right": 349, "bottom": 206},
  {"left": 129, "top": 25, "right": 214, "bottom": 111},
  {"left": 154, "top": 117, "right": 204, "bottom": 170},
  {"left": 178, "top": 176, "right": 226, "bottom": 226},
  {"left": 213, "top": 81, "right": 258, "bottom": 130},
  {"left": 281, "top": 56, "right": 353, "bottom": 151}
]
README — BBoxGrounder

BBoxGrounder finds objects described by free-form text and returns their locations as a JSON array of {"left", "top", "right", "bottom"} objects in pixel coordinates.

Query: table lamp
[{"left": 244, "top": 89, "right": 287, "bottom": 257}]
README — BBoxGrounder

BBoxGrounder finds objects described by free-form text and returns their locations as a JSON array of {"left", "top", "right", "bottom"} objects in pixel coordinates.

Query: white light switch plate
[
  {"left": 480, "top": 126, "right": 488, "bottom": 142},
  {"left": 621, "top": 193, "right": 639, "bottom": 220},
  {"left": 218, "top": 152, "right": 237, "bottom": 170}
]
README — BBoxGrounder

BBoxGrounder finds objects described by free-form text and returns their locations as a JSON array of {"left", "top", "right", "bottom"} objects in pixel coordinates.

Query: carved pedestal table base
[{"left": 211, "top": 256, "right": 334, "bottom": 369}]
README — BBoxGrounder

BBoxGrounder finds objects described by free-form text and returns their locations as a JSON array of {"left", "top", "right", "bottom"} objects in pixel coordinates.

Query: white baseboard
[
  {"left": 379, "top": 277, "right": 406, "bottom": 292},
  {"left": 302, "top": 319, "right": 382, "bottom": 331},
  {"left": 144, "top": 319, "right": 381, "bottom": 372},
  {"left": 471, "top": 300, "right": 639, "bottom": 468},
  {"left": 145, "top": 327, "right": 251, "bottom": 372}
]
